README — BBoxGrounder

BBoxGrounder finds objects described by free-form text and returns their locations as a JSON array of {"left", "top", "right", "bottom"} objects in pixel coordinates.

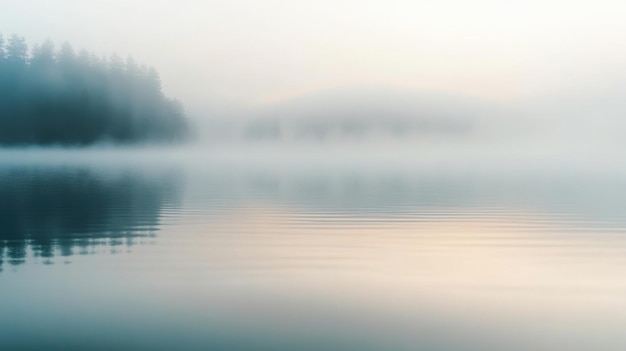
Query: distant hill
[
  {"left": 241, "top": 86, "right": 515, "bottom": 142},
  {"left": 0, "top": 34, "right": 188, "bottom": 146}
]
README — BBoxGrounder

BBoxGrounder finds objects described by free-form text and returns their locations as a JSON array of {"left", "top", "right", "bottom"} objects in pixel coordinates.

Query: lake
[{"left": 2, "top": 150, "right": 626, "bottom": 350}]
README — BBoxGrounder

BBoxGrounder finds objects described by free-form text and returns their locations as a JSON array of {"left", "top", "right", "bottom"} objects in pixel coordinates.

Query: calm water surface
[{"left": 2, "top": 156, "right": 626, "bottom": 350}]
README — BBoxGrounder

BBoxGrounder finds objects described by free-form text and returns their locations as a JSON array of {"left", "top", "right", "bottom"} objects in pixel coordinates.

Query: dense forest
[{"left": 0, "top": 34, "right": 187, "bottom": 145}]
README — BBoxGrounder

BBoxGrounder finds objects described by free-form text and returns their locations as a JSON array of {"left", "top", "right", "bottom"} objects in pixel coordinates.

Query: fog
[
  {"left": 7, "top": 4, "right": 626, "bottom": 351},
  {"left": 2, "top": 0, "right": 626, "bottom": 157}
]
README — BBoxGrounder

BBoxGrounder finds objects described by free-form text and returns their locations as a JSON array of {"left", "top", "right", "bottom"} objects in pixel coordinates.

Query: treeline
[{"left": 0, "top": 34, "right": 188, "bottom": 145}]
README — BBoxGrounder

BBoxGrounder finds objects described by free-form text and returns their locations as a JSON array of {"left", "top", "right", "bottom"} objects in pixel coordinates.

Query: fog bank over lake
[{"left": 4, "top": 1, "right": 626, "bottom": 350}]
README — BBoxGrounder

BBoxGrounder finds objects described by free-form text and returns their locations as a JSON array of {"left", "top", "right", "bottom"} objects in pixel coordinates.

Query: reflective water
[{"left": 3, "top": 156, "right": 626, "bottom": 350}]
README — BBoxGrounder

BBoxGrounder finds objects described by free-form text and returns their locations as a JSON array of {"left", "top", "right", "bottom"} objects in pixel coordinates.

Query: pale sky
[{"left": 2, "top": 0, "right": 626, "bottom": 111}]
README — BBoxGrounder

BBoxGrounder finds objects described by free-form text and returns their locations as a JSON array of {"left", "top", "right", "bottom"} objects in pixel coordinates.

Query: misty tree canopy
[{"left": 0, "top": 34, "right": 187, "bottom": 145}]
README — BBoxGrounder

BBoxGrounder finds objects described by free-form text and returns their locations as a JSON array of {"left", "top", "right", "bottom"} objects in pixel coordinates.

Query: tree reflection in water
[{"left": 0, "top": 167, "right": 179, "bottom": 271}]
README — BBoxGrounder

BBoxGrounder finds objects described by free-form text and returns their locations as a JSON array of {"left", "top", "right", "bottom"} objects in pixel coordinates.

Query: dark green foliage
[{"left": 0, "top": 34, "right": 188, "bottom": 146}]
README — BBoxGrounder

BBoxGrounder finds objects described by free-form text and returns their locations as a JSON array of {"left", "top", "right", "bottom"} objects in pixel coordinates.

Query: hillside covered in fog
[
  {"left": 247, "top": 88, "right": 500, "bottom": 140},
  {"left": 0, "top": 34, "right": 187, "bottom": 146},
  {"left": 200, "top": 87, "right": 530, "bottom": 144}
]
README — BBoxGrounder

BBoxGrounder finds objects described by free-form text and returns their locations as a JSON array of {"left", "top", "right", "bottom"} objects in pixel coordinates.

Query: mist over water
[
  {"left": 2, "top": 75, "right": 626, "bottom": 350},
  {"left": 189, "top": 79, "right": 626, "bottom": 172},
  {"left": 4, "top": 1, "right": 626, "bottom": 350},
  {"left": 1, "top": 156, "right": 626, "bottom": 350}
]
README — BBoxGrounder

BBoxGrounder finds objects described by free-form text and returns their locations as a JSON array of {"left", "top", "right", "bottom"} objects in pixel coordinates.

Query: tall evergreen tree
[
  {"left": 6, "top": 35, "right": 28, "bottom": 65},
  {"left": 0, "top": 34, "right": 5, "bottom": 60}
]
